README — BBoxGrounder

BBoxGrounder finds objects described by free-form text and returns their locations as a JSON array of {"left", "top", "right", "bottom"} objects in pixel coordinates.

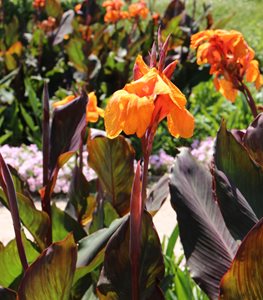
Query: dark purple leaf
[
  {"left": 0, "top": 154, "right": 28, "bottom": 271},
  {"left": 215, "top": 120, "right": 263, "bottom": 218},
  {"left": 214, "top": 168, "right": 258, "bottom": 240},
  {"left": 169, "top": 148, "right": 237, "bottom": 300},
  {"left": 97, "top": 212, "right": 165, "bottom": 299},
  {"left": 145, "top": 174, "right": 170, "bottom": 215}
]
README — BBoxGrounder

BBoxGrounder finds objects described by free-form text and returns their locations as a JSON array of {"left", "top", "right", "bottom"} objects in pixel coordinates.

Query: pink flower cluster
[
  {"left": 149, "top": 149, "right": 174, "bottom": 175},
  {"left": 191, "top": 137, "right": 214, "bottom": 165},
  {"left": 0, "top": 144, "right": 96, "bottom": 194}
]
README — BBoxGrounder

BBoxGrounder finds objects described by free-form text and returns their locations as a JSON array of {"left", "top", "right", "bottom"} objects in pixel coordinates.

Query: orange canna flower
[
  {"left": 191, "top": 29, "right": 262, "bottom": 102},
  {"left": 102, "top": 0, "right": 128, "bottom": 23},
  {"left": 128, "top": 0, "right": 149, "bottom": 19},
  {"left": 104, "top": 55, "right": 194, "bottom": 139},
  {"left": 53, "top": 93, "right": 104, "bottom": 123},
  {"left": 102, "top": 0, "right": 124, "bottom": 11}
]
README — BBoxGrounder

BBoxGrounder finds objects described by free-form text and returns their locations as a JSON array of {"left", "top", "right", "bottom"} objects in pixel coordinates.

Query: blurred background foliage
[{"left": 0, "top": 0, "right": 262, "bottom": 156}]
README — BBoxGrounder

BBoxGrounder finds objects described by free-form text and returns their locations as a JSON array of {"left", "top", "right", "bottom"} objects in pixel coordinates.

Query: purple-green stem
[
  {"left": 0, "top": 154, "right": 28, "bottom": 271},
  {"left": 42, "top": 82, "right": 52, "bottom": 246},
  {"left": 239, "top": 81, "right": 258, "bottom": 118}
]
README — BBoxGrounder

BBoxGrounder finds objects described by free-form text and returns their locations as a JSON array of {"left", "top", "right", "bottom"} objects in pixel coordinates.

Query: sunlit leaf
[
  {"left": 45, "top": 0, "right": 62, "bottom": 18},
  {"left": 65, "top": 38, "right": 87, "bottom": 72},
  {"left": 145, "top": 174, "right": 170, "bottom": 215},
  {"left": 0, "top": 167, "right": 49, "bottom": 250},
  {"left": 220, "top": 218, "right": 263, "bottom": 299},
  {"left": 170, "top": 148, "right": 237, "bottom": 299},
  {"left": 53, "top": 10, "right": 74, "bottom": 45},
  {"left": 88, "top": 136, "right": 135, "bottom": 216},
  {"left": 0, "top": 234, "right": 39, "bottom": 288},
  {"left": 17, "top": 234, "right": 77, "bottom": 300}
]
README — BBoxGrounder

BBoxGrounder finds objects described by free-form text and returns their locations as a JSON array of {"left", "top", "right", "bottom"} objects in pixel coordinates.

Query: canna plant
[{"left": 0, "top": 30, "right": 194, "bottom": 299}]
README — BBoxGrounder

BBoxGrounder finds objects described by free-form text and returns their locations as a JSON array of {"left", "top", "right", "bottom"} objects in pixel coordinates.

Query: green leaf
[
  {"left": 45, "top": 0, "right": 63, "bottom": 18},
  {"left": 51, "top": 204, "right": 86, "bottom": 243},
  {"left": 97, "top": 212, "right": 165, "bottom": 299},
  {"left": 0, "top": 167, "right": 49, "bottom": 250},
  {"left": 220, "top": 218, "right": 263, "bottom": 299},
  {"left": 65, "top": 38, "right": 87, "bottom": 72},
  {"left": 166, "top": 225, "right": 179, "bottom": 258},
  {"left": 17, "top": 234, "right": 77, "bottom": 300},
  {"left": 0, "top": 235, "right": 39, "bottom": 288},
  {"left": 170, "top": 148, "right": 237, "bottom": 300},
  {"left": 88, "top": 136, "right": 135, "bottom": 216},
  {"left": 215, "top": 120, "right": 263, "bottom": 218}
]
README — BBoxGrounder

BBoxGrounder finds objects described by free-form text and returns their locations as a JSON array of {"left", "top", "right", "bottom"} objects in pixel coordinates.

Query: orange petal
[
  {"left": 52, "top": 95, "right": 76, "bottom": 108},
  {"left": 104, "top": 90, "right": 154, "bottom": 138},
  {"left": 7, "top": 41, "right": 23, "bottom": 56},
  {"left": 133, "top": 55, "right": 150, "bottom": 80},
  {"left": 217, "top": 78, "right": 238, "bottom": 102},
  {"left": 246, "top": 60, "right": 260, "bottom": 83},
  {"left": 167, "top": 105, "right": 194, "bottom": 138}
]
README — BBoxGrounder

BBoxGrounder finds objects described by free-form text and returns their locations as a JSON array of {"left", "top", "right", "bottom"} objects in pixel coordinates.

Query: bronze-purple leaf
[{"left": 170, "top": 148, "right": 238, "bottom": 299}]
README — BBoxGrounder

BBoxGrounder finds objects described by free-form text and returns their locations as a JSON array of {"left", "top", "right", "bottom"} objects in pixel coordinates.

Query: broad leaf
[
  {"left": 0, "top": 166, "right": 49, "bottom": 249},
  {"left": 215, "top": 120, "right": 263, "bottom": 218},
  {"left": 49, "top": 92, "right": 87, "bottom": 176},
  {"left": 243, "top": 112, "right": 263, "bottom": 167},
  {"left": 0, "top": 286, "right": 16, "bottom": 300},
  {"left": 170, "top": 148, "right": 237, "bottom": 300},
  {"left": 45, "top": 0, "right": 62, "bottom": 18},
  {"left": 220, "top": 218, "right": 263, "bottom": 299},
  {"left": 18, "top": 234, "right": 77, "bottom": 300},
  {"left": 214, "top": 168, "right": 258, "bottom": 240},
  {"left": 66, "top": 165, "right": 90, "bottom": 223},
  {"left": 146, "top": 174, "right": 170, "bottom": 215},
  {"left": 51, "top": 204, "right": 86, "bottom": 242},
  {"left": 97, "top": 212, "right": 165, "bottom": 299},
  {"left": 88, "top": 136, "right": 135, "bottom": 216},
  {"left": 0, "top": 235, "right": 39, "bottom": 288},
  {"left": 65, "top": 38, "right": 87, "bottom": 72}
]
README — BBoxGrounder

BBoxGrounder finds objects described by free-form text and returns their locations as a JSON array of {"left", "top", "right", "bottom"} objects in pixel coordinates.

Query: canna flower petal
[
  {"left": 214, "top": 77, "right": 237, "bottom": 102},
  {"left": 246, "top": 60, "right": 260, "bottom": 83},
  {"left": 86, "top": 92, "right": 104, "bottom": 123},
  {"left": 104, "top": 90, "right": 154, "bottom": 138},
  {"left": 167, "top": 105, "right": 194, "bottom": 138},
  {"left": 52, "top": 95, "right": 76, "bottom": 108},
  {"left": 104, "top": 55, "right": 194, "bottom": 139}
]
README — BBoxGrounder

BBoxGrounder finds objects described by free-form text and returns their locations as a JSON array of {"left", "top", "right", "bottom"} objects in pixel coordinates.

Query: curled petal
[
  {"left": 167, "top": 105, "right": 194, "bottom": 138},
  {"left": 133, "top": 55, "right": 150, "bottom": 80}
]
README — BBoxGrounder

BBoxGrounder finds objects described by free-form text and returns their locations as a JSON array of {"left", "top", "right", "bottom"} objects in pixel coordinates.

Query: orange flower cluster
[
  {"left": 33, "top": 0, "right": 45, "bottom": 9},
  {"left": 128, "top": 0, "right": 149, "bottom": 19},
  {"left": 191, "top": 29, "right": 262, "bottom": 102},
  {"left": 104, "top": 55, "right": 194, "bottom": 139},
  {"left": 102, "top": 0, "right": 149, "bottom": 23},
  {"left": 53, "top": 92, "right": 104, "bottom": 124},
  {"left": 38, "top": 17, "right": 56, "bottom": 33}
]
